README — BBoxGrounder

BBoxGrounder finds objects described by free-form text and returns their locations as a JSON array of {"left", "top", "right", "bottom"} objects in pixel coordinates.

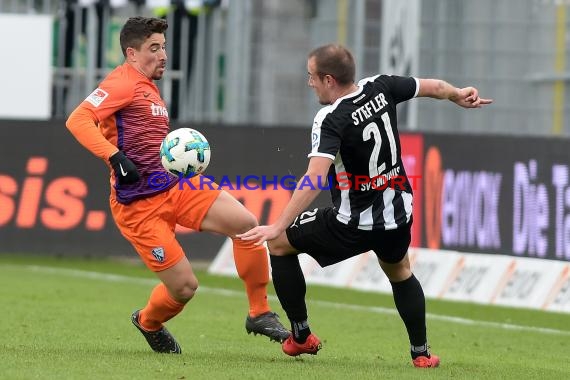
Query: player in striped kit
[{"left": 239, "top": 44, "right": 492, "bottom": 367}]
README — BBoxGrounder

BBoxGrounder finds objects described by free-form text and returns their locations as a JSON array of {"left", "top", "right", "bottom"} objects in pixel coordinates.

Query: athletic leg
[
  {"left": 379, "top": 252, "right": 439, "bottom": 367},
  {"left": 111, "top": 192, "right": 196, "bottom": 353},
  {"left": 196, "top": 190, "right": 289, "bottom": 342},
  {"left": 267, "top": 211, "right": 341, "bottom": 356},
  {"left": 199, "top": 191, "right": 270, "bottom": 314}
]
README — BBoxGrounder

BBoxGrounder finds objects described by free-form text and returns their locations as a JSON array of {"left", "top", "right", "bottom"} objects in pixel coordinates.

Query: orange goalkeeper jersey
[{"left": 66, "top": 63, "right": 177, "bottom": 204}]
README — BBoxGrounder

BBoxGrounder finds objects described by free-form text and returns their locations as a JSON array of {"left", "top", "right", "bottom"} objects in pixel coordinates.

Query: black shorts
[{"left": 285, "top": 207, "right": 411, "bottom": 267}]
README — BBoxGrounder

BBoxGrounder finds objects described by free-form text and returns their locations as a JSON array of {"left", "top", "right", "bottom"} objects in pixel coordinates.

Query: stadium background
[{"left": 2, "top": 0, "right": 570, "bottom": 312}]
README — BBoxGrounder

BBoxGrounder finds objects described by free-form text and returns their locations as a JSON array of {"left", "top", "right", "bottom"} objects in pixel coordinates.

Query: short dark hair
[
  {"left": 119, "top": 17, "right": 168, "bottom": 57},
  {"left": 308, "top": 44, "right": 355, "bottom": 86}
]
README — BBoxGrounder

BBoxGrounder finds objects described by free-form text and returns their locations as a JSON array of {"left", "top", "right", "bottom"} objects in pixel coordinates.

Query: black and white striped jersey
[{"left": 309, "top": 74, "right": 419, "bottom": 230}]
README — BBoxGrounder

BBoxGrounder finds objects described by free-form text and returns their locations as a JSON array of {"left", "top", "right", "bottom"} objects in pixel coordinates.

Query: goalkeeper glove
[{"left": 109, "top": 151, "right": 140, "bottom": 185}]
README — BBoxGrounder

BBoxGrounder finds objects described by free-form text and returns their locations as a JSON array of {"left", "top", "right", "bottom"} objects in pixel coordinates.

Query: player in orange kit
[{"left": 65, "top": 16, "right": 289, "bottom": 353}]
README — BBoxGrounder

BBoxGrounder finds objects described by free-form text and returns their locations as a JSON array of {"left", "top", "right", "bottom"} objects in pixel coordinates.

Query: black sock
[
  {"left": 270, "top": 254, "right": 309, "bottom": 342},
  {"left": 390, "top": 274, "right": 429, "bottom": 359},
  {"left": 411, "top": 343, "right": 430, "bottom": 359},
  {"left": 291, "top": 320, "right": 311, "bottom": 343}
]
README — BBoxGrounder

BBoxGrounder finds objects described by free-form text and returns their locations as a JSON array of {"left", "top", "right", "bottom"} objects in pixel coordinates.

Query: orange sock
[
  {"left": 232, "top": 238, "right": 271, "bottom": 317},
  {"left": 139, "top": 283, "right": 185, "bottom": 331}
]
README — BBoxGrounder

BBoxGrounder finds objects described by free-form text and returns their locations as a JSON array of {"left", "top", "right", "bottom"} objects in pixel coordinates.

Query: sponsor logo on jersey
[
  {"left": 151, "top": 103, "right": 169, "bottom": 117},
  {"left": 85, "top": 88, "right": 109, "bottom": 107}
]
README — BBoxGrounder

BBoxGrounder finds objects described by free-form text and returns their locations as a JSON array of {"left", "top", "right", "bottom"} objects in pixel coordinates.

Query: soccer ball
[{"left": 160, "top": 128, "right": 211, "bottom": 177}]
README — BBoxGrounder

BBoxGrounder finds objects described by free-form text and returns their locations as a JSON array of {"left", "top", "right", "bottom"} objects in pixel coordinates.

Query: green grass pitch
[{"left": 1, "top": 254, "right": 569, "bottom": 379}]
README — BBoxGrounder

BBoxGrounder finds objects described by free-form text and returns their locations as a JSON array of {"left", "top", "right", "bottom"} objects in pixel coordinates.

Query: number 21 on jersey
[{"left": 362, "top": 112, "right": 397, "bottom": 178}]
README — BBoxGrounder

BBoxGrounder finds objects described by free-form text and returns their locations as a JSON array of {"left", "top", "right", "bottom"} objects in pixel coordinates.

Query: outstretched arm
[
  {"left": 238, "top": 156, "right": 332, "bottom": 245},
  {"left": 417, "top": 78, "right": 493, "bottom": 108}
]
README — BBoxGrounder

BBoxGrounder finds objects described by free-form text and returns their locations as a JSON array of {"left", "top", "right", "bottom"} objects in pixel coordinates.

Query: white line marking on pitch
[{"left": 5, "top": 264, "right": 570, "bottom": 336}]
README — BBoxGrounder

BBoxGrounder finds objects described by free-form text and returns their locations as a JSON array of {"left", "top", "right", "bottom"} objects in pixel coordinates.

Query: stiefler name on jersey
[{"left": 351, "top": 93, "right": 388, "bottom": 125}]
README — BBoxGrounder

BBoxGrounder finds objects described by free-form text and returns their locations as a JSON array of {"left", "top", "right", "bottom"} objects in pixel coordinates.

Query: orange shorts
[{"left": 110, "top": 175, "right": 220, "bottom": 271}]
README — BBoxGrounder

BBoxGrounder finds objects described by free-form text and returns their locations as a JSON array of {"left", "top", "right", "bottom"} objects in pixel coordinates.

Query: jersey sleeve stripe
[
  {"left": 308, "top": 152, "right": 336, "bottom": 160},
  {"left": 413, "top": 77, "right": 420, "bottom": 98}
]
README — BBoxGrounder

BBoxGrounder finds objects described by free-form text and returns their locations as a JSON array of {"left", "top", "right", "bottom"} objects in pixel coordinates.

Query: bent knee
[
  {"left": 235, "top": 212, "right": 258, "bottom": 234},
  {"left": 169, "top": 278, "right": 199, "bottom": 302},
  {"left": 379, "top": 261, "right": 411, "bottom": 282},
  {"left": 267, "top": 239, "right": 295, "bottom": 256}
]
